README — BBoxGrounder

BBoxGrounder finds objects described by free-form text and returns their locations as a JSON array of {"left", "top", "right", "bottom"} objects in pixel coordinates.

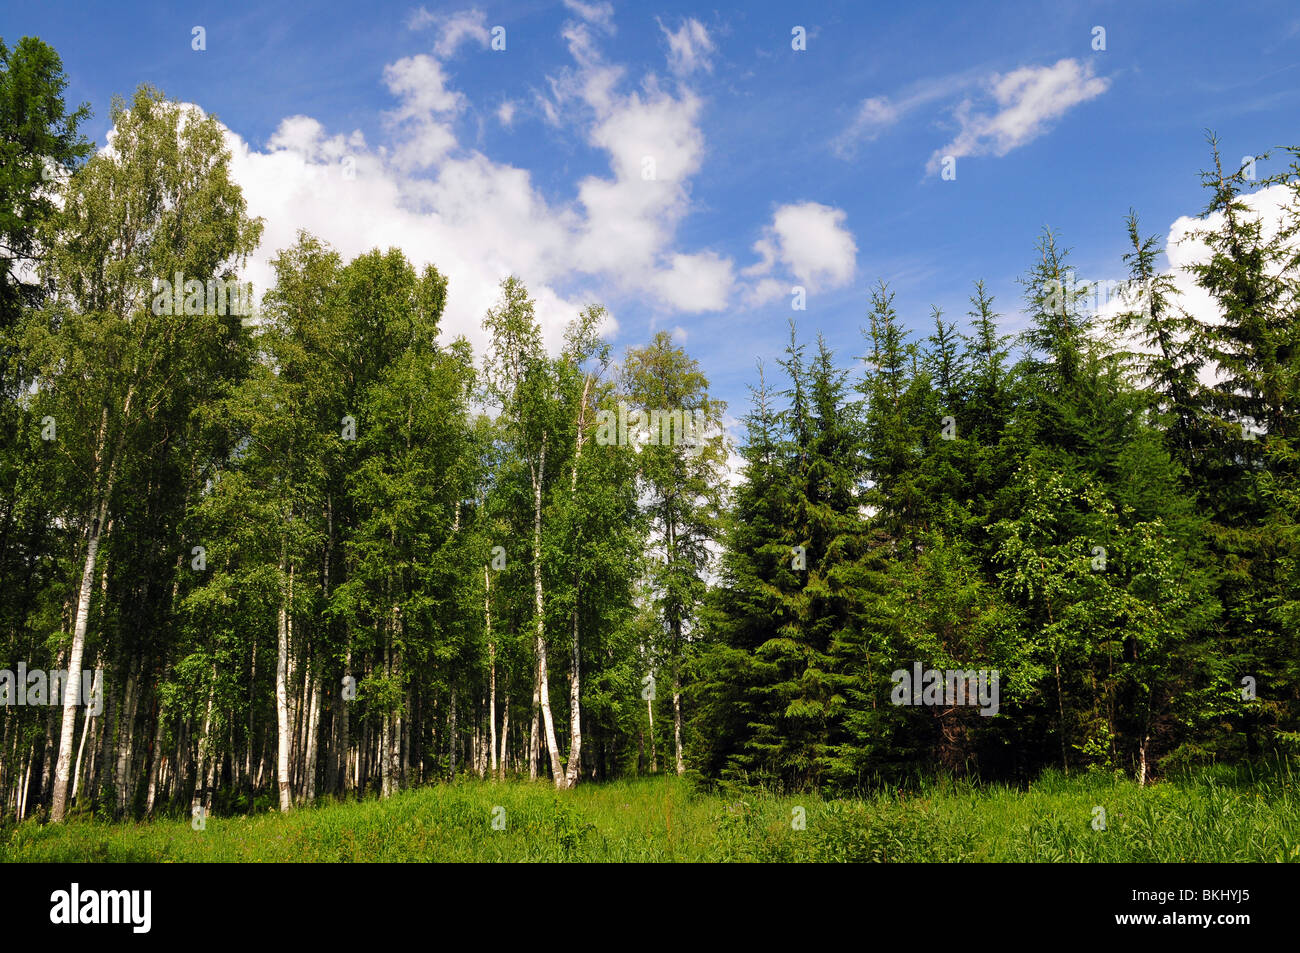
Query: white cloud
[
  {"left": 406, "top": 6, "right": 438, "bottom": 30},
  {"left": 533, "top": 91, "right": 560, "bottom": 126},
  {"left": 224, "top": 111, "right": 594, "bottom": 357},
  {"left": 562, "top": 0, "right": 615, "bottom": 31},
  {"left": 1089, "top": 181, "right": 1297, "bottom": 393},
  {"left": 742, "top": 236, "right": 777, "bottom": 277},
  {"left": 745, "top": 201, "right": 857, "bottom": 293},
  {"left": 1166, "top": 181, "right": 1295, "bottom": 389},
  {"left": 382, "top": 54, "right": 463, "bottom": 170},
  {"left": 545, "top": 17, "right": 735, "bottom": 310},
  {"left": 209, "top": 10, "right": 740, "bottom": 363},
  {"left": 548, "top": 21, "right": 624, "bottom": 116},
  {"left": 409, "top": 7, "right": 491, "bottom": 57},
  {"left": 383, "top": 54, "right": 462, "bottom": 118},
  {"left": 927, "top": 58, "right": 1109, "bottom": 174},
  {"left": 658, "top": 17, "right": 715, "bottom": 77},
  {"left": 832, "top": 70, "right": 980, "bottom": 159},
  {"left": 653, "top": 252, "right": 733, "bottom": 311},
  {"left": 720, "top": 412, "right": 745, "bottom": 488},
  {"left": 268, "top": 115, "right": 339, "bottom": 156},
  {"left": 833, "top": 96, "right": 909, "bottom": 159},
  {"left": 743, "top": 276, "right": 788, "bottom": 307},
  {"left": 845, "top": 96, "right": 899, "bottom": 132}
]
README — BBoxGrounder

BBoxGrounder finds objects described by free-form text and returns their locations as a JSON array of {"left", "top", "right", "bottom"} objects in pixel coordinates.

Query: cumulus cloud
[
  {"left": 653, "top": 252, "right": 734, "bottom": 311},
  {"left": 744, "top": 201, "right": 858, "bottom": 296},
  {"left": 744, "top": 276, "right": 788, "bottom": 307},
  {"left": 382, "top": 54, "right": 463, "bottom": 169},
  {"left": 548, "top": 20, "right": 624, "bottom": 115},
  {"left": 209, "top": 5, "right": 739, "bottom": 360},
  {"left": 658, "top": 17, "right": 715, "bottom": 77},
  {"left": 1088, "top": 181, "right": 1297, "bottom": 392},
  {"left": 1167, "top": 181, "right": 1295, "bottom": 389},
  {"left": 573, "top": 85, "right": 704, "bottom": 270},
  {"left": 266, "top": 115, "right": 361, "bottom": 157},
  {"left": 543, "top": 10, "right": 735, "bottom": 309},
  {"left": 927, "top": 58, "right": 1109, "bottom": 174},
  {"left": 383, "top": 54, "right": 463, "bottom": 118},
  {"left": 224, "top": 115, "right": 593, "bottom": 356}
]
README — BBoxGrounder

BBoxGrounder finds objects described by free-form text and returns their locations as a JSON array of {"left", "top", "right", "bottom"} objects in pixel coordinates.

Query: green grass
[{"left": 4, "top": 764, "right": 1298, "bottom": 862}]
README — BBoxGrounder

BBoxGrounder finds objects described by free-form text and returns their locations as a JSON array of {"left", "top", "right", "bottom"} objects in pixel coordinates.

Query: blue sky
[{"left": 7, "top": 0, "right": 1300, "bottom": 418}]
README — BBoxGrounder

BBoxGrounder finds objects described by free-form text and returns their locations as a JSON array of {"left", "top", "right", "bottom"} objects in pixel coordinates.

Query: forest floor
[{"left": 3, "top": 764, "right": 1298, "bottom": 862}]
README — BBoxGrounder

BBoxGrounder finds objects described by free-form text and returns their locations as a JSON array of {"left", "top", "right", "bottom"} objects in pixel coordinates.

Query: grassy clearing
[{"left": 3, "top": 764, "right": 1298, "bottom": 862}]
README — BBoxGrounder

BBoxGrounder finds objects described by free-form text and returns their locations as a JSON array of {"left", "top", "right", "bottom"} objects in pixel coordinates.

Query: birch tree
[
  {"left": 29, "top": 86, "right": 260, "bottom": 821},
  {"left": 622, "top": 332, "right": 727, "bottom": 775},
  {"left": 482, "top": 277, "right": 567, "bottom": 786}
]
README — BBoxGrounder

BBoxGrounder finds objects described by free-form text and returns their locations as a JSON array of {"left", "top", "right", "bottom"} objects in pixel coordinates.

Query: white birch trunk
[
  {"left": 563, "top": 375, "right": 592, "bottom": 790},
  {"left": 52, "top": 390, "right": 132, "bottom": 822},
  {"left": 17, "top": 744, "right": 33, "bottom": 820},
  {"left": 275, "top": 560, "right": 293, "bottom": 812},
  {"left": 528, "top": 661, "right": 539, "bottom": 781},
  {"left": 71, "top": 666, "right": 101, "bottom": 804},
  {"left": 304, "top": 672, "right": 321, "bottom": 802},
  {"left": 647, "top": 693, "right": 658, "bottom": 773},
  {"left": 50, "top": 502, "right": 107, "bottom": 820},
  {"left": 115, "top": 669, "right": 139, "bottom": 814},
  {"left": 144, "top": 693, "right": 165, "bottom": 816},
  {"left": 295, "top": 661, "right": 310, "bottom": 793},
  {"left": 381, "top": 638, "right": 392, "bottom": 798},
  {"left": 193, "top": 667, "right": 215, "bottom": 815},
  {"left": 447, "top": 688, "right": 457, "bottom": 779},
  {"left": 499, "top": 680, "right": 510, "bottom": 780},
  {"left": 531, "top": 438, "right": 564, "bottom": 787},
  {"left": 673, "top": 664, "right": 685, "bottom": 776},
  {"left": 487, "top": 567, "right": 498, "bottom": 776},
  {"left": 339, "top": 646, "right": 352, "bottom": 794}
]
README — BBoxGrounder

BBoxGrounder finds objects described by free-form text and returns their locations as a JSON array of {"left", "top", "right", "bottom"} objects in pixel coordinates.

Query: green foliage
[
  {"left": 2, "top": 34, "right": 1298, "bottom": 832},
  {"left": 3, "top": 767, "right": 1296, "bottom": 862},
  {"left": 696, "top": 135, "right": 1297, "bottom": 792}
]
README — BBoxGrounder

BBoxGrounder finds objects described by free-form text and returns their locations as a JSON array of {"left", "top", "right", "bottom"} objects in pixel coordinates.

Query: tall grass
[{"left": 3, "top": 763, "right": 1297, "bottom": 862}]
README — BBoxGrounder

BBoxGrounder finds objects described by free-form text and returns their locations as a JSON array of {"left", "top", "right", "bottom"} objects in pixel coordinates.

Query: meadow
[{"left": 4, "top": 763, "right": 1297, "bottom": 863}]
